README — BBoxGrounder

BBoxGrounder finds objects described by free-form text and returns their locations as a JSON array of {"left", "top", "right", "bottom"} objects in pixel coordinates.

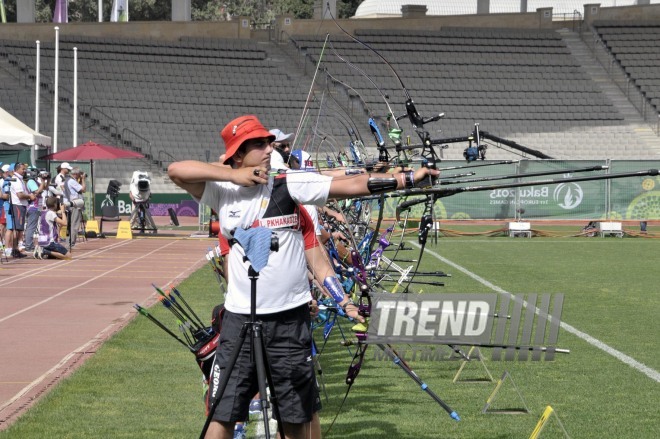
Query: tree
[
  {"left": 338, "top": 0, "right": 362, "bottom": 19},
  {"left": 192, "top": 0, "right": 228, "bottom": 21},
  {"left": 130, "top": 0, "right": 170, "bottom": 21},
  {"left": 0, "top": 0, "right": 363, "bottom": 23},
  {"left": 272, "top": 0, "right": 313, "bottom": 20}
]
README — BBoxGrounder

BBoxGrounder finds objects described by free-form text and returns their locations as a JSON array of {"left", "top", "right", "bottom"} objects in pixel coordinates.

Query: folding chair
[{"left": 100, "top": 205, "right": 121, "bottom": 235}]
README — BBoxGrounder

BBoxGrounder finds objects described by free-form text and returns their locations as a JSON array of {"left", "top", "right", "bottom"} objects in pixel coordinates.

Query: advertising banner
[{"left": 377, "top": 160, "right": 660, "bottom": 220}]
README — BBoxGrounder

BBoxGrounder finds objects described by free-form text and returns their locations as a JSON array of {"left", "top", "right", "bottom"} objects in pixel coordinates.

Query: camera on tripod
[
  {"left": 130, "top": 171, "right": 151, "bottom": 204},
  {"left": 463, "top": 144, "right": 487, "bottom": 162}
]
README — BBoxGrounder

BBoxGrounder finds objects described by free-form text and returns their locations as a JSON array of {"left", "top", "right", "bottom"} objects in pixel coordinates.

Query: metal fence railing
[{"left": 552, "top": 10, "right": 582, "bottom": 32}]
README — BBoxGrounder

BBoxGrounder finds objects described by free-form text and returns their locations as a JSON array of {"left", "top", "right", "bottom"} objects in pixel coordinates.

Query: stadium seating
[
  {"left": 289, "top": 26, "right": 660, "bottom": 161},
  {"left": 594, "top": 20, "right": 660, "bottom": 110},
  {"left": 1, "top": 22, "right": 659, "bottom": 195}
]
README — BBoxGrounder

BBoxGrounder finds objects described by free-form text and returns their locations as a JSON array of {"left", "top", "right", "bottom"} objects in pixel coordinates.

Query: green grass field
[{"left": 1, "top": 233, "right": 658, "bottom": 438}]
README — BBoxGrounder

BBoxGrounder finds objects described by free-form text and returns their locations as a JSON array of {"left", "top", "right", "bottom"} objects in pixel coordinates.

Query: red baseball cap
[{"left": 221, "top": 115, "right": 275, "bottom": 164}]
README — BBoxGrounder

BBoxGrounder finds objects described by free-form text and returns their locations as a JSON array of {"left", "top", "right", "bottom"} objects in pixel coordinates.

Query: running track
[{"left": 0, "top": 232, "right": 214, "bottom": 430}]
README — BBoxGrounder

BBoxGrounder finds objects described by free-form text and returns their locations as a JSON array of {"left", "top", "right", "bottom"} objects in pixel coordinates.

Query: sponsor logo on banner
[
  {"left": 488, "top": 182, "right": 584, "bottom": 209},
  {"left": 489, "top": 186, "right": 550, "bottom": 205},
  {"left": 553, "top": 183, "right": 584, "bottom": 209}
]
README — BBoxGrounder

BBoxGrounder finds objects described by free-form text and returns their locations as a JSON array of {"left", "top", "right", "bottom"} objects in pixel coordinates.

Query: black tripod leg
[
  {"left": 140, "top": 204, "right": 145, "bottom": 234},
  {"left": 67, "top": 208, "right": 73, "bottom": 254},
  {"left": 199, "top": 322, "right": 250, "bottom": 439},
  {"left": 252, "top": 322, "right": 286, "bottom": 438}
]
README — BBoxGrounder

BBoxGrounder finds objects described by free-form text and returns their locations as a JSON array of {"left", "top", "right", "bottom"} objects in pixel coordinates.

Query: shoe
[
  {"left": 233, "top": 424, "right": 246, "bottom": 439},
  {"left": 18, "top": 241, "right": 25, "bottom": 251},
  {"left": 33, "top": 247, "right": 42, "bottom": 260},
  {"left": 4, "top": 248, "right": 12, "bottom": 257},
  {"left": 248, "top": 399, "right": 262, "bottom": 415},
  {"left": 12, "top": 251, "right": 27, "bottom": 259}
]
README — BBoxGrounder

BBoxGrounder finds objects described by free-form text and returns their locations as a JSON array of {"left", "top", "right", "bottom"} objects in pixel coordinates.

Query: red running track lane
[{"left": 0, "top": 235, "right": 215, "bottom": 430}]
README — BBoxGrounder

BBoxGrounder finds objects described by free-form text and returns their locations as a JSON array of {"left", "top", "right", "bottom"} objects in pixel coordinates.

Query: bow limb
[
  {"left": 398, "top": 195, "right": 435, "bottom": 294},
  {"left": 292, "top": 33, "right": 330, "bottom": 152},
  {"left": 323, "top": 341, "right": 368, "bottom": 435}
]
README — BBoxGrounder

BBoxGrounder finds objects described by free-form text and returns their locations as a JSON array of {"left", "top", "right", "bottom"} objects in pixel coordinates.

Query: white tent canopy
[{"left": 0, "top": 106, "right": 51, "bottom": 147}]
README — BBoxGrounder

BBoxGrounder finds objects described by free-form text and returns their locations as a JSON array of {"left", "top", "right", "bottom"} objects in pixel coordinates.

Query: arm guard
[
  {"left": 367, "top": 177, "right": 398, "bottom": 194},
  {"left": 323, "top": 275, "right": 346, "bottom": 304}
]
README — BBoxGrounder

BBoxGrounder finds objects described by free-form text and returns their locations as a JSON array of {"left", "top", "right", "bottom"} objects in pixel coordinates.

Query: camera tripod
[
  {"left": 131, "top": 202, "right": 157, "bottom": 234},
  {"left": 200, "top": 263, "right": 284, "bottom": 439}
]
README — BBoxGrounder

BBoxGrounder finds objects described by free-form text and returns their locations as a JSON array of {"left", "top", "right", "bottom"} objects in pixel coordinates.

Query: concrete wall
[
  {"left": 0, "top": 21, "right": 241, "bottom": 42},
  {"left": 585, "top": 3, "right": 660, "bottom": 26},
  {"left": 0, "top": 9, "right": 551, "bottom": 44},
  {"left": 2, "top": 4, "right": 660, "bottom": 44},
  {"left": 286, "top": 10, "right": 551, "bottom": 41}
]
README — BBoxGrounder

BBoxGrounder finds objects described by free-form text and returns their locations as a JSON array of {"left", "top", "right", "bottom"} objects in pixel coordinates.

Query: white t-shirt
[
  {"left": 54, "top": 173, "right": 66, "bottom": 192},
  {"left": 43, "top": 210, "right": 59, "bottom": 244},
  {"left": 10, "top": 176, "right": 29, "bottom": 206},
  {"left": 200, "top": 171, "right": 332, "bottom": 314},
  {"left": 303, "top": 204, "right": 321, "bottom": 236}
]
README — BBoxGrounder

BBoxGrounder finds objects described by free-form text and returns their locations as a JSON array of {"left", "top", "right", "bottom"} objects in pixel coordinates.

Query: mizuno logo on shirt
[{"left": 228, "top": 210, "right": 240, "bottom": 218}]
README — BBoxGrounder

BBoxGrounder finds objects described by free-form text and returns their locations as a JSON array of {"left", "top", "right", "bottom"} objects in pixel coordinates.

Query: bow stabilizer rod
[{"left": 396, "top": 168, "right": 659, "bottom": 198}]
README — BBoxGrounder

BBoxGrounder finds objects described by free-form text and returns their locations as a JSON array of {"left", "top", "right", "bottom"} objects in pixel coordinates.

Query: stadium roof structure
[{"left": 354, "top": 0, "right": 660, "bottom": 18}]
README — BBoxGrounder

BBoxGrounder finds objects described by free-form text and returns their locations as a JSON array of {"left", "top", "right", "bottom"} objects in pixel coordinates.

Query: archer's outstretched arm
[{"left": 327, "top": 167, "right": 439, "bottom": 199}]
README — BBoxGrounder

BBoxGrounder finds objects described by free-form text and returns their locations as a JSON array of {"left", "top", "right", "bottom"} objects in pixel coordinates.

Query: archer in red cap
[
  {"left": 167, "top": 113, "right": 439, "bottom": 439},
  {"left": 220, "top": 115, "right": 275, "bottom": 165}
]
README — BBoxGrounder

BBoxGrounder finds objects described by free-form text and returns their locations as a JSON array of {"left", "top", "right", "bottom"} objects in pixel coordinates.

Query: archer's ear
[{"left": 232, "top": 151, "right": 245, "bottom": 167}]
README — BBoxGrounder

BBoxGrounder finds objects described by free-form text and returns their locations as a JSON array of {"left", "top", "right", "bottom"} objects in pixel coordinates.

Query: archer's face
[
  {"left": 273, "top": 142, "right": 291, "bottom": 153},
  {"left": 236, "top": 137, "right": 273, "bottom": 170}
]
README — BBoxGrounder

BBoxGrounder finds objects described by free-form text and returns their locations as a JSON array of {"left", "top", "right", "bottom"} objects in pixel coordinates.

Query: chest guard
[{"left": 251, "top": 175, "right": 301, "bottom": 231}]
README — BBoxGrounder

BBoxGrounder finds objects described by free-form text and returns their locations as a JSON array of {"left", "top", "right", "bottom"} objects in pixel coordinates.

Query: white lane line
[
  {"left": 411, "top": 242, "right": 660, "bottom": 383},
  {"left": 0, "top": 239, "right": 134, "bottom": 285},
  {"left": 0, "top": 240, "right": 179, "bottom": 324},
  {"left": 0, "top": 256, "right": 204, "bottom": 418}
]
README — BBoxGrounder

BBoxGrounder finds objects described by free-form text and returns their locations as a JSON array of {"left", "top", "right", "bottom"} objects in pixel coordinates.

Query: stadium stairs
[{"left": 559, "top": 28, "right": 660, "bottom": 157}]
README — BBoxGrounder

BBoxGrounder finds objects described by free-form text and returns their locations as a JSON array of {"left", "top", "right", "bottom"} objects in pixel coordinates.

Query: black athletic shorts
[{"left": 207, "top": 303, "right": 321, "bottom": 424}]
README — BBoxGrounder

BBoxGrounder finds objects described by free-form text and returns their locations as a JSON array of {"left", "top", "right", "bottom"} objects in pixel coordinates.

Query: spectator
[
  {"left": 53, "top": 162, "right": 71, "bottom": 193},
  {"left": 269, "top": 128, "right": 294, "bottom": 169},
  {"left": 23, "top": 167, "right": 48, "bottom": 252},
  {"left": 0, "top": 164, "right": 7, "bottom": 253},
  {"left": 35, "top": 196, "right": 69, "bottom": 260},
  {"left": 63, "top": 167, "right": 86, "bottom": 248},
  {"left": 7, "top": 163, "right": 35, "bottom": 258}
]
